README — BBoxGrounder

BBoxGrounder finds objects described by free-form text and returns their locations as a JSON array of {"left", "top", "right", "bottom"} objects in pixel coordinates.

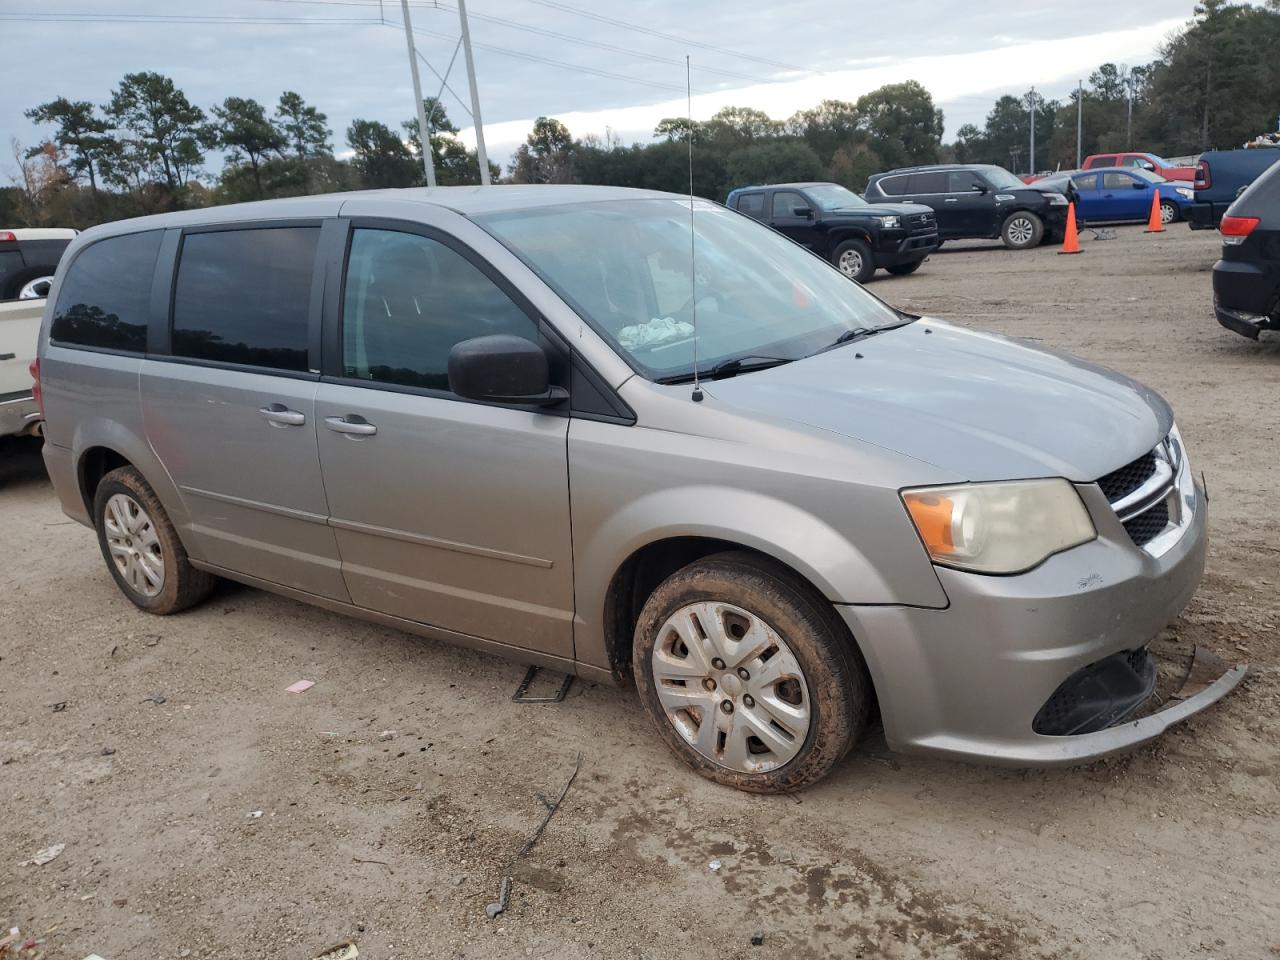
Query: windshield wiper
[{"left": 655, "top": 354, "right": 793, "bottom": 385}]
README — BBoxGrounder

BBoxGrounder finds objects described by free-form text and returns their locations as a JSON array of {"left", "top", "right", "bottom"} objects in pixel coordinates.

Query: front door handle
[
  {"left": 944, "top": 198, "right": 959, "bottom": 203},
  {"left": 325, "top": 415, "right": 377, "bottom": 437},
  {"left": 259, "top": 403, "right": 305, "bottom": 427}
]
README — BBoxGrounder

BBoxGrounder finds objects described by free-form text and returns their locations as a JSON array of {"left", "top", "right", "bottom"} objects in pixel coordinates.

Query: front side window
[
  {"left": 1092, "top": 155, "right": 1117, "bottom": 167},
  {"left": 477, "top": 199, "right": 903, "bottom": 382},
  {"left": 948, "top": 171, "right": 984, "bottom": 193},
  {"left": 50, "top": 231, "right": 162, "bottom": 352},
  {"left": 1072, "top": 173, "right": 1099, "bottom": 191},
  {"left": 1103, "top": 172, "right": 1135, "bottom": 190},
  {"left": 172, "top": 227, "right": 318, "bottom": 371},
  {"left": 771, "top": 192, "right": 811, "bottom": 218},
  {"left": 734, "top": 193, "right": 766, "bottom": 219},
  {"left": 341, "top": 228, "right": 537, "bottom": 392}
]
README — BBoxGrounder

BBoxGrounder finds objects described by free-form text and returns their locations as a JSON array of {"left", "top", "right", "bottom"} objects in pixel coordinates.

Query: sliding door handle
[
  {"left": 259, "top": 403, "right": 305, "bottom": 427},
  {"left": 325, "top": 415, "right": 377, "bottom": 437}
]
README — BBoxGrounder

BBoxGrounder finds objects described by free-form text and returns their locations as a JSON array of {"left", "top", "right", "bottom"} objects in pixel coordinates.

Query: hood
[
  {"left": 703, "top": 320, "right": 1172, "bottom": 483},
  {"left": 828, "top": 202, "right": 933, "bottom": 218}
]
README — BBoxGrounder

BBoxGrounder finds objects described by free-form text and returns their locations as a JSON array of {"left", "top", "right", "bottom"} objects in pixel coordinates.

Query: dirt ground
[{"left": 2, "top": 223, "right": 1278, "bottom": 960}]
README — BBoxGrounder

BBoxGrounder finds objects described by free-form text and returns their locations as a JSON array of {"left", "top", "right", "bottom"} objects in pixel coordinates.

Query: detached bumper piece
[{"left": 1034, "top": 648, "right": 1156, "bottom": 736}]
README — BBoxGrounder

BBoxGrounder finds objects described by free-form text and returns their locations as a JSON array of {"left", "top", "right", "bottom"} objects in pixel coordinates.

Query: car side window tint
[
  {"left": 947, "top": 171, "right": 983, "bottom": 193},
  {"left": 1072, "top": 173, "right": 1099, "bottom": 191},
  {"left": 735, "top": 193, "right": 766, "bottom": 219},
  {"left": 771, "top": 192, "right": 809, "bottom": 218},
  {"left": 1103, "top": 172, "right": 1134, "bottom": 190},
  {"left": 908, "top": 172, "right": 947, "bottom": 193},
  {"left": 1092, "top": 155, "right": 1117, "bottom": 167},
  {"left": 50, "top": 230, "right": 162, "bottom": 353},
  {"left": 342, "top": 228, "right": 538, "bottom": 392},
  {"left": 877, "top": 175, "right": 908, "bottom": 196},
  {"left": 172, "top": 227, "right": 318, "bottom": 371}
]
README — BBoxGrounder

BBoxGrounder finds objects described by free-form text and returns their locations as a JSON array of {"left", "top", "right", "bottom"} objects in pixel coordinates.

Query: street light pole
[
  {"left": 456, "top": 0, "right": 491, "bottom": 186},
  {"left": 1076, "top": 80, "right": 1083, "bottom": 168},
  {"left": 1029, "top": 86, "right": 1036, "bottom": 176},
  {"left": 400, "top": 0, "right": 436, "bottom": 187}
]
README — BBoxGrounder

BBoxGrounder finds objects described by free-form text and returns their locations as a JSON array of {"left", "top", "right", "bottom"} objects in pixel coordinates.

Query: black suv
[
  {"left": 1212, "top": 158, "right": 1280, "bottom": 339},
  {"left": 725, "top": 182, "right": 938, "bottom": 283},
  {"left": 864, "top": 164, "right": 1070, "bottom": 250}
]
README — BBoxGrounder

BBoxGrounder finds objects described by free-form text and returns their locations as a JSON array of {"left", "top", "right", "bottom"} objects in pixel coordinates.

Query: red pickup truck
[{"left": 1081, "top": 152, "right": 1195, "bottom": 182}]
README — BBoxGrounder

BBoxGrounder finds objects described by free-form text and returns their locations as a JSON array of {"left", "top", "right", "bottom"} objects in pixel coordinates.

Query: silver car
[{"left": 34, "top": 186, "right": 1244, "bottom": 792}]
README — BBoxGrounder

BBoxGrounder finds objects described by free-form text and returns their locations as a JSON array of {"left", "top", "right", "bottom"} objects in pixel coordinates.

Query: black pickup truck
[{"left": 725, "top": 182, "right": 938, "bottom": 283}]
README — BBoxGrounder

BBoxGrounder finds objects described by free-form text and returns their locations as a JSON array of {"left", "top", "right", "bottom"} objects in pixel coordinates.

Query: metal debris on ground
[
  {"left": 750, "top": 931, "right": 765, "bottom": 946},
  {"left": 485, "top": 875, "right": 512, "bottom": 920},
  {"left": 1087, "top": 228, "right": 1118, "bottom": 241},
  {"left": 20, "top": 843, "right": 65, "bottom": 866},
  {"left": 286, "top": 679, "right": 315, "bottom": 693},
  {"left": 511, "top": 664, "right": 574, "bottom": 703},
  {"left": 51, "top": 701, "right": 68, "bottom": 713},
  {"left": 101, "top": 747, "right": 115, "bottom": 756},
  {"left": 378, "top": 730, "right": 396, "bottom": 741},
  {"left": 311, "top": 941, "right": 358, "bottom": 960},
  {"left": 248, "top": 810, "right": 263, "bottom": 818},
  {"left": 708, "top": 859, "right": 722, "bottom": 872},
  {"left": 140, "top": 692, "right": 166, "bottom": 705}
]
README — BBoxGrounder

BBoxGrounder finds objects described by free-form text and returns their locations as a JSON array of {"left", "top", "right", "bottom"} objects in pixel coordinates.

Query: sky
[{"left": 0, "top": 0, "right": 1200, "bottom": 176}]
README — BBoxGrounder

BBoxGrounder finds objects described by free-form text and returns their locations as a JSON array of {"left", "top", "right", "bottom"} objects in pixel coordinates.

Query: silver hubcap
[
  {"left": 1008, "top": 218, "right": 1034, "bottom": 245},
  {"left": 838, "top": 249, "right": 864, "bottom": 277},
  {"left": 104, "top": 493, "right": 165, "bottom": 598},
  {"left": 1160, "top": 203, "right": 1175, "bottom": 224},
  {"left": 650, "top": 601, "right": 811, "bottom": 774}
]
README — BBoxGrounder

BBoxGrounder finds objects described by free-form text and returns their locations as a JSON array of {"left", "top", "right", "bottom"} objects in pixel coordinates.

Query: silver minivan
[{"left": 35, "top": 186, "right": 1244, "bottom": 792}]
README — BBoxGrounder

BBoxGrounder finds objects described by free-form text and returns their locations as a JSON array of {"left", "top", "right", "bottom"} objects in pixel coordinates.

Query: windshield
[
  {"left": 978, "top": 166, "right": 1025, "bottom": 190},
  {"left": 476, "top": 198, "right": 903, "bottom": 381},
  {"left": 803, "top": 184, "right": 868, "bottom": 210}
]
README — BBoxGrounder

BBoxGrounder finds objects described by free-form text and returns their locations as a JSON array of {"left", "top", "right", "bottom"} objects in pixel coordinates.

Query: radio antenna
[{"left": 686, "top": 55, "right": 702, "bottom": 402}]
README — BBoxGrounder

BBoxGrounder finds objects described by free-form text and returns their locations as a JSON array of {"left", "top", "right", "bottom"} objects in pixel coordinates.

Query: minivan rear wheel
[
  {"left": 632, "top": 552, "right": 870, "bottom": 793},
  {"left": 93, "top": 466, "right": 215, "bottom": 615},
  {"left": 1001, "top": 211, "right": 1043, "bottom": 249}
]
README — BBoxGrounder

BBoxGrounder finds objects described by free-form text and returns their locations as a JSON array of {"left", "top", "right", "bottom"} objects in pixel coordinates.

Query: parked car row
[{"left": 1029, "top": 168, "right": 1194, "bottom": 225}]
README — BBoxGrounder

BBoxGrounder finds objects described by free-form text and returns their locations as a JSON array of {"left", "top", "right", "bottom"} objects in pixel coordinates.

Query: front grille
[
  {"left": 1033, "top": 647, "right": 1156, "bottom": 736},
  {"left": 1123, "top": 500, "right": 1169, "bottom": 547},
  {"left": 1097, "top": 452, "right": 1156, "bottom": 503},
  {"left": 907, "top": 212, "right": 936, "bottom": 230}
]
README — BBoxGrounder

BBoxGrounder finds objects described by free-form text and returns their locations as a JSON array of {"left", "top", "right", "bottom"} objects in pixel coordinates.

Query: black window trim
[
  {"left": 46, "top": 227, "right": 166, "bottom": 357},
  {"left": 320, "top": 216, "right": 583, "bottom": 419},
  {"left": 156, "top": 218, "right": 327, "bottom": 381}
]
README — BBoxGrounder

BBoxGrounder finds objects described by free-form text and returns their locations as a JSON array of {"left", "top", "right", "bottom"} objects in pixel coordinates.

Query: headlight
[
  {"left": 1045, "top": 192, "right": 1069, "bottom": 206},
  {"left": 902, "top": 478, "right": 1096, "bottom": 574},
  {"left": 877, "top": 215, "right": 901, "bottom": 229},
  {"left": 1176, "top": 187, "right": 1193, "bottom": 200}
]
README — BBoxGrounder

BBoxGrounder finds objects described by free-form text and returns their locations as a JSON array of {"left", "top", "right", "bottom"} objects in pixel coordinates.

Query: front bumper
[
  {"left": 874, "top": 230, "right": 939, "bottom": 266},
  {"left": 839, "top": 473, "right": 1244, "bottom": 766},
  {"left": 0, "top": 392, "right": 40, "bottom": 438}
]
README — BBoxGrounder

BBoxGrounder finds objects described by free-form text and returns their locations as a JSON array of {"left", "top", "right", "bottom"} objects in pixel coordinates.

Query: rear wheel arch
[{"left": 78, "top": 446, "right": 133, "bottom": 516}]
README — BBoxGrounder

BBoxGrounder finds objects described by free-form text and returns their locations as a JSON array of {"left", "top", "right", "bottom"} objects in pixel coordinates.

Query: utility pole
[
  {"left": 456, "top": 0, "right": 491, "bottom": 186},
  {"left": 1126, "top": 75, "right": 1134, "bottom": 150},
  {"left": 1029, "top": 86, "right": 1036, "bottom": 176},
  {"left": 400, "top": 0, "right": 436, "bottom": 187},
  {"left": 1076, "top": 79, "right": 1083, "bottom": 168}
]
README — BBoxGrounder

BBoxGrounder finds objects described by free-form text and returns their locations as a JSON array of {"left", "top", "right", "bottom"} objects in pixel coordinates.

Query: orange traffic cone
[
  {"left": 1058, "top": 201, "right": 1082, "bottom": 254},
  {"left": 1144, "top": 190, "right": 1164, "bottom": 233}
]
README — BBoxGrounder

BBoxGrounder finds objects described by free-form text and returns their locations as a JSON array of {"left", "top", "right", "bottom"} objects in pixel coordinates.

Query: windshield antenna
[{"left": 686, "top": 55, "right": 702, "bottom": 402}]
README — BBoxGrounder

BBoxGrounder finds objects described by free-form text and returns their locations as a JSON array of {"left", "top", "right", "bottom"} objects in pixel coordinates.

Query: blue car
[{"left": 1033, "top": 167, "right": 1196, "bottom": 225}]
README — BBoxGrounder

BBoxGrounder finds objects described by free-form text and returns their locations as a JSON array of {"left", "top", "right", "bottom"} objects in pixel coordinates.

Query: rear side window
[
  {"left": 908, "top": 172, "right": 947, "bottom": 194},
  {"left": 341, "top": 228, "right": 538, "bottom": 392},
  {"left": 876, "top": 175, "right": 908, "bottom": 196},
  {"left": 50, "top": 231, "right": 162, "bottom": 352},
  {"left": 172, "top": 227, "right": 319, "bottom": 372},
  {"left": 735, "top": 193, "right": 766, "bottom": 219}
]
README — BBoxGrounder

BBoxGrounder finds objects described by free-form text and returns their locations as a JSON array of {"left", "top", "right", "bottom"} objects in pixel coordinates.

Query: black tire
[
  {"left": 885, "top": 259, "right": 924, "bottom": 276},
  {"left": 632, "top": 551, "right": 871, "bottom": 793},
  {"left": 1000, "top": 211, "right": 1044, "bottom": 250},
  {"left": 831, "top": 238, "right": 875, "bottom": 284},
  {"left": 93, "top": 466, "right": 215, "bottom": 615},
  {"left": 1159, "top": 199, "right": 1180, "bottom": 225}
]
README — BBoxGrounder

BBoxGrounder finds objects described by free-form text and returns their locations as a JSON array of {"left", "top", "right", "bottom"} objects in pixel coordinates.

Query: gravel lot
[{"left": 1, "top": 223, "right": 1277, "bottom": 960}]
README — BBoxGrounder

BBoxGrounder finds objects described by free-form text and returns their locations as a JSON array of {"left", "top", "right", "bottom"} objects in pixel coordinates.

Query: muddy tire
[
  {"left": 93, "top": 466, "right": 215, "bottom": 615},
  {"left": 632, "top": 551, "right": 870, "bottom": 793}
]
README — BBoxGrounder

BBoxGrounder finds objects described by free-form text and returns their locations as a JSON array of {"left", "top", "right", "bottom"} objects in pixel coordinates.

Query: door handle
[
  {"left": 944, "top": 198, "right": 959, "bottom": 203},
  {"left": 0, "top": 352, "right": 15, "bottom": 361},
  {"left": 259, "top": 403, "right": 305, "bottom": 427},
  {"left": 325, "top": 415, "right": 377, "bottom": 437}
]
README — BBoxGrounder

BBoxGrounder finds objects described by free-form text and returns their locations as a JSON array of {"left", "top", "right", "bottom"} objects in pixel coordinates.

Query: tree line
[{"left": 7, "top": 0, "right": 1279, "bottom": 228}]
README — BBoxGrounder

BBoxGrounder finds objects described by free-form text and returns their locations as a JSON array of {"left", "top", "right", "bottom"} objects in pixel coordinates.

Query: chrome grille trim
[{"left": 1098, "top": 429, "right": 1194, "bottom": 558}]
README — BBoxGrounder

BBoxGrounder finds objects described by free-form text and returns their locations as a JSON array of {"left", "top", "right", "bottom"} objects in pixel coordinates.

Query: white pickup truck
[{"left": 1, "top": 228, "right": 77, "bottom": 438}]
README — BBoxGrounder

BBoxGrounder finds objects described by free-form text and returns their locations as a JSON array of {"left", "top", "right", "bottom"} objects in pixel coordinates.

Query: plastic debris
[
  {"left": 140, "top": 692, "right": 166, "bottom": 705},
  {"left": 378, "top": 730, "right": 396, "bottom": 741},
  {"left": 20, "top": 843, "right": 65, "bottom": 866},
  {"left": 312, "top": 940, "right": 359, "bottom": 960},
  {"left": 750, "top": 931, "right": 765, "bottom": 946},
  {"left": 708, "top": 859, "right": 722, "bottom": 872},
  {"left": 248, "top": 810, "right": 263, "bottom": 819},
  {"left": 286, "top": 680, "right": 315, "bottom": 693}
]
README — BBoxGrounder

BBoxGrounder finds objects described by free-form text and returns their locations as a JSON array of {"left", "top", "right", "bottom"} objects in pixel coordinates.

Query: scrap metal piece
[
  {"left": 485, "top": 876, "right": 512, "bottom": 920},
  {"left": 1172, "top": 645, "right": 1235, "bottom": 701},
  {"left": 312, "top": 942, "right": 358, "bottom": 960},
  {"left": 511, "top": 665, "right": 573, "bottom": 704}
]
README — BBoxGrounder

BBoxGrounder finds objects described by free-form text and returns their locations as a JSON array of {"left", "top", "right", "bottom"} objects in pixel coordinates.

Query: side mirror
[
  {"left": 971, "top": 183, "right": 988, "bottom": 194},
  {"left": 448, "top": 334, "right": 567, "bottom": 406},
  {"left": 1133, "top": 181, "right": 1147, "bottom": 189},
  {"left": 1138, "top": 161, "right": 1155, "bottom": 171},
  {"left": 793, "top": 206, "right": 814, "bottom": 218}
]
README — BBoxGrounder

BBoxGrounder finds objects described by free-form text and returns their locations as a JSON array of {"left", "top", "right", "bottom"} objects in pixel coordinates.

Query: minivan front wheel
[
  {"left": 93, "top": 466, "right": 215, "bottom": 614},
  {"left": 632, "top": 552, "right": 870, "bottom": 793},
  {"left": 1001, "top": 211, "right": 1043, "bottom": 249}
]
